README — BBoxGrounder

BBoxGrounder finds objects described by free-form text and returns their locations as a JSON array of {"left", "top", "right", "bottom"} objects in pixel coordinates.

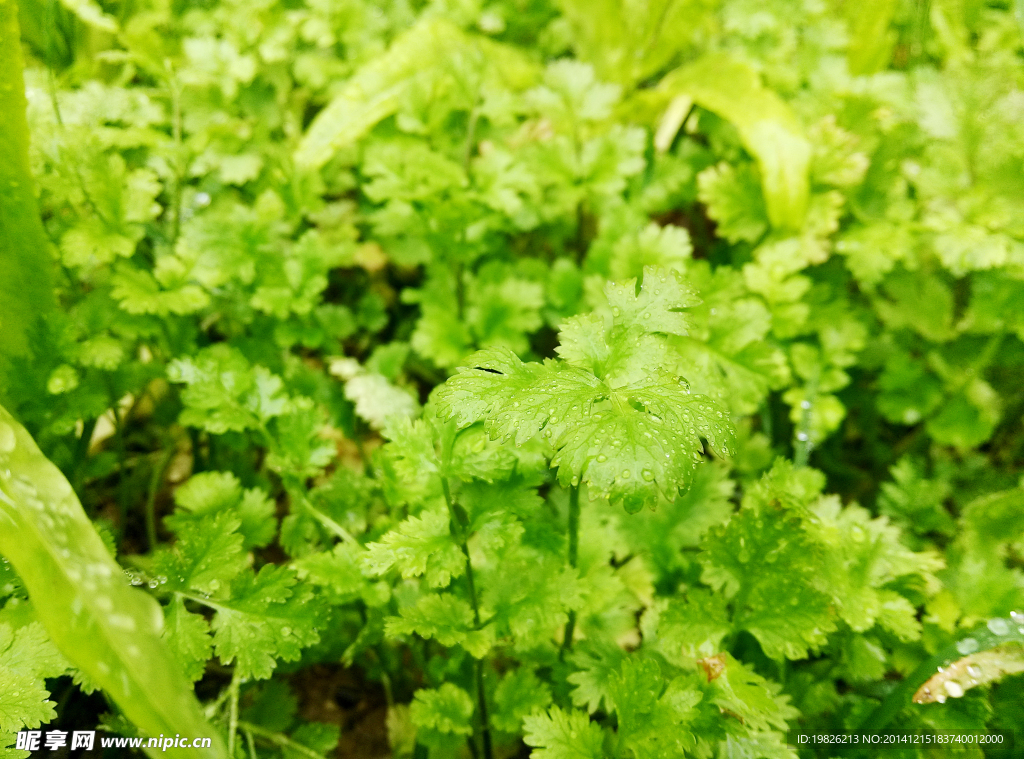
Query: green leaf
[
  {"left": 363, "top": 508, "right": 465, "bottom": 588},
  {"left": 809, "top": 495, "right": 943, "bottom": 637},
  {"left": 0, "top": 405, "right": 225, "bottom": 758},
  {"left": 210, "top": 565, "right": 323, "bottom": 681},
  {"left": 410, "top": 683, "right": 474, "bottom": 752},
  {"left": 523, "top": 706, "right": 606, "bottom": 759},
  {"left": 845, "top": 0, "right": 898, "bottom": 75},
  {"left": 168, "top": 345, "right": 292, "bottom": 435},
  {"left": 568, "top": 641, "right": 627, "bottom": 714},
  {"left": 162, "top": 597, "right": 212, "bottom": 684},
  {"left": 656, "top": 589, "right": 732, "bottom": 659},
  {"left": 170, "top": 472, "right": 277, "bottom": 550},
  {"left": 701, "top": 507, "right": 835, "bottom": 660},
  {"left": 436, "top": 267, "right": 734, "bottom": 512},
  {"left": 658, "top": 54, "right": 811, "bottom": 230},
  {"left": 296, "top": 18, "right": 516, "bottom": 169},
  {"left": 0, "top": 622, "right": 66, "bottom": 732},
  {"left": 492, "top": 668, "right": 553, "bottom": 734},
  {"left": 0, "top": 4, "right": 55, "bottom": 358},
  {"left": 385, "top": 593, "right": 494, "bottom": 657},
  {"left": 152, "top": 511, "right": 248, "bottom": 596},
  {"left": 606, "top": 658, "right": 700, "bottom": 759},
  {"left": 697, "top": 162, "right": 769, "bottom": 244},
  {"left": 481, "top": 548, "right": 585, "bottom": 649}
]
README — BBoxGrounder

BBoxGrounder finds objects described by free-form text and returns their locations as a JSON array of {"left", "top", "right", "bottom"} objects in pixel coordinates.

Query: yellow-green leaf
[
  {"left": 0, "top": 405, "right": 226, "bottom": 759},
  {"left": 658, "top": 54, "right": 811, "bottom": 231}
]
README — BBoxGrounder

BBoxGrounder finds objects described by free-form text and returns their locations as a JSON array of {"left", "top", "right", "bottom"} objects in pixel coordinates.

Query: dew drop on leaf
[
  {"left": 957, "top": 637, "right": 980, "bottom": 655},
  {"left": 987, "top": 618, "right": 1010, "bottom": 635},
  {"left": 944, "top": 681, "right": 964, "bottom": 698}
]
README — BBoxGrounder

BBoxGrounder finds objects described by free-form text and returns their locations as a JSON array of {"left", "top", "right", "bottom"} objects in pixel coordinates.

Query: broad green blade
[
  {"left": 858, "top": 615, "right": 1024, "bottom": 732},
  {"left": 0, "top": 0, "right": 56, "bottom": 358},
  {"left": 846, "top": 0, "right": 898, "bottom": 75},
  {"left": 0, "top": 405, "right": 226, "bottom": 759},
  {"left": 295, "top": 18, "right": 461, "bottom": 170},
  {"left": 658, "top": 54, "right": 811, "bottom": 231}
]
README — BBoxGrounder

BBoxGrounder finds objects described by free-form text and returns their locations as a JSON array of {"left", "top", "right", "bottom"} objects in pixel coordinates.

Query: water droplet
[
  {"left": 620, "top": 470, "right": 630, "bottom": 479},
  {"left": 988, "top": 618, "right": 1011, "bottom": 636},
  {"left": 956, "top": 637, "right": 979, "bottom": 655},
  {"left": 641, "top": 469, "right": 654, "bottom": 481},
  {"left": 1010, "top": 610, "right": 1024, "bottom": 624},
  {"left": 796, "top": 432, "right": 809, "bottom": 442},
  {"left": 281, "top": 626, "right": 292, "bottom": 636},
  {"left": 944, "top": 681, "right": 964, "bottom": 698},
  {"left": 935, "top": 694, "right": 947, "bottom": 704},
  {"left": 966, "top": 665, "right": 982, "bottom": 679},
  {"left": 596, "top": 454, "right": 607, "bottom": 463},
  {"left": 800, "top": 400, "right": 811, "bottom": 409}
]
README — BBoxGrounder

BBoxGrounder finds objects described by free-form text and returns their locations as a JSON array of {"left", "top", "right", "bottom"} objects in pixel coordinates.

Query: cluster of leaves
[{"left": 2, "top": 0, "right": 1024, "bottom": 758}]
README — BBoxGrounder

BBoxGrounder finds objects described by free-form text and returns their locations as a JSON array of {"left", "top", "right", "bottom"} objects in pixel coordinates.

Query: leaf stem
[
  {"left": 560, "top": 484, "right": 581, "bottom": 656},
  {"left": 144, "top": 447, "right": 174, "bottom": 553},
  {"left": 237, "top": 721, "right": 326, "bottom": 759},
  {"left": 441, "top": 476, "right": 493, "bottom": 759},
  {"left": 794, "top": 373, "right": 819, "bottom": 468},
  {"left": 227, "top": 671, "right": 241, "bottom": 758}
]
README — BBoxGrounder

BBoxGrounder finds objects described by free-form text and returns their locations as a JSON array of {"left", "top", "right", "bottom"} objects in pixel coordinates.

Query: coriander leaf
[
  {"left": 410, "top": 683, "right": 474, "bottom": 752},
  {"left": 568, "top": 640, "right": 628, "bottom": 714},
  {"left": 698, "top": 162, "right": 769, "bottom": 243},
  {"left": 809, "top": 496, "right": 943, "bottom": 637},
  {"left": 162, "top": 597, "right": 211, "bottom": 684},
  {"left": 385, "top": 594, "right": 494, "bottom": 657},
  {"left": 606, "top": 658, "right": 700, "bottom": 759},
  {"left": 211, "top": 565, "right": 323, "bottom": 681},
  {"left": 168, "top": 345, "right": 292, "bottom": 434},
  {"left": 523, "top": 706, "right": 606, "bottom": 759},
  {"left": 436, "top": 268, "right": 734, "bottom": 513},
  {"left": 152, "top": 512, "right": 248, "bottom": 597},
  {"left": 701, "top": 508, "right": 835, "bottom": 660},
  {"left": 492, "top": 668, "right": 553, "bottom": 734},
  {"left": 656, "top": 588, "right": 732, "bottom": 659},
  {"left": 362, "top": 508, "right": 465, "bottom": 589},
  {"left": 706, "top": 653, "right": 799, "bottom": 734},
  {"left": 0, "top": 622, "right": 67, "bottom": 732},
  {"left": 170, "top": 472, "right": 277, "bottom": 550}
]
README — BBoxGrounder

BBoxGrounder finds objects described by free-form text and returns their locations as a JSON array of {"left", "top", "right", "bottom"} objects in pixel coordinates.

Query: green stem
[
  {"left": 463, "top": 104, "right": 481, "bottom": 171},
  {"left": 111, "top": 401, "right": 131, "bottom": 525},
  {"left": 560, "top": 484, "right": 581, "bottom": 655},
  {"left": 441, "top": 477, "right": 493, "bottom": 759},
  {"left": 145, "top": 447, "right": 174, "bottom": 553},
  {"left": 237, "top": 721, "right": 326, "bottom": 759},
  {"left": 793, "top": 373, "right": 819, "bottom": 468},
  {"left": 243, "top": 727, "right": 257, "bottom": 759},
  {"left": 227, "top": 671, "right": 241, "bottom": 758},
  {"left": 307, "top": 500, "right": 359, "bottom": 545},
  {"left": 71, "top": 417, "right": 97, "bottom": 497}
]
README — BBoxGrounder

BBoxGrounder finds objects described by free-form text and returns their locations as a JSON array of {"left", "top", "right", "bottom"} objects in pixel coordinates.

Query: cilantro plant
[{"left": 2, "top": 0, "right": 1024, "bottom": 758}]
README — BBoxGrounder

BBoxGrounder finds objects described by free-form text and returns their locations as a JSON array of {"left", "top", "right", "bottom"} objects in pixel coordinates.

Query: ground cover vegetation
[{"left": 1, "top": 0, "right": 1024, "bottom": 757}]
